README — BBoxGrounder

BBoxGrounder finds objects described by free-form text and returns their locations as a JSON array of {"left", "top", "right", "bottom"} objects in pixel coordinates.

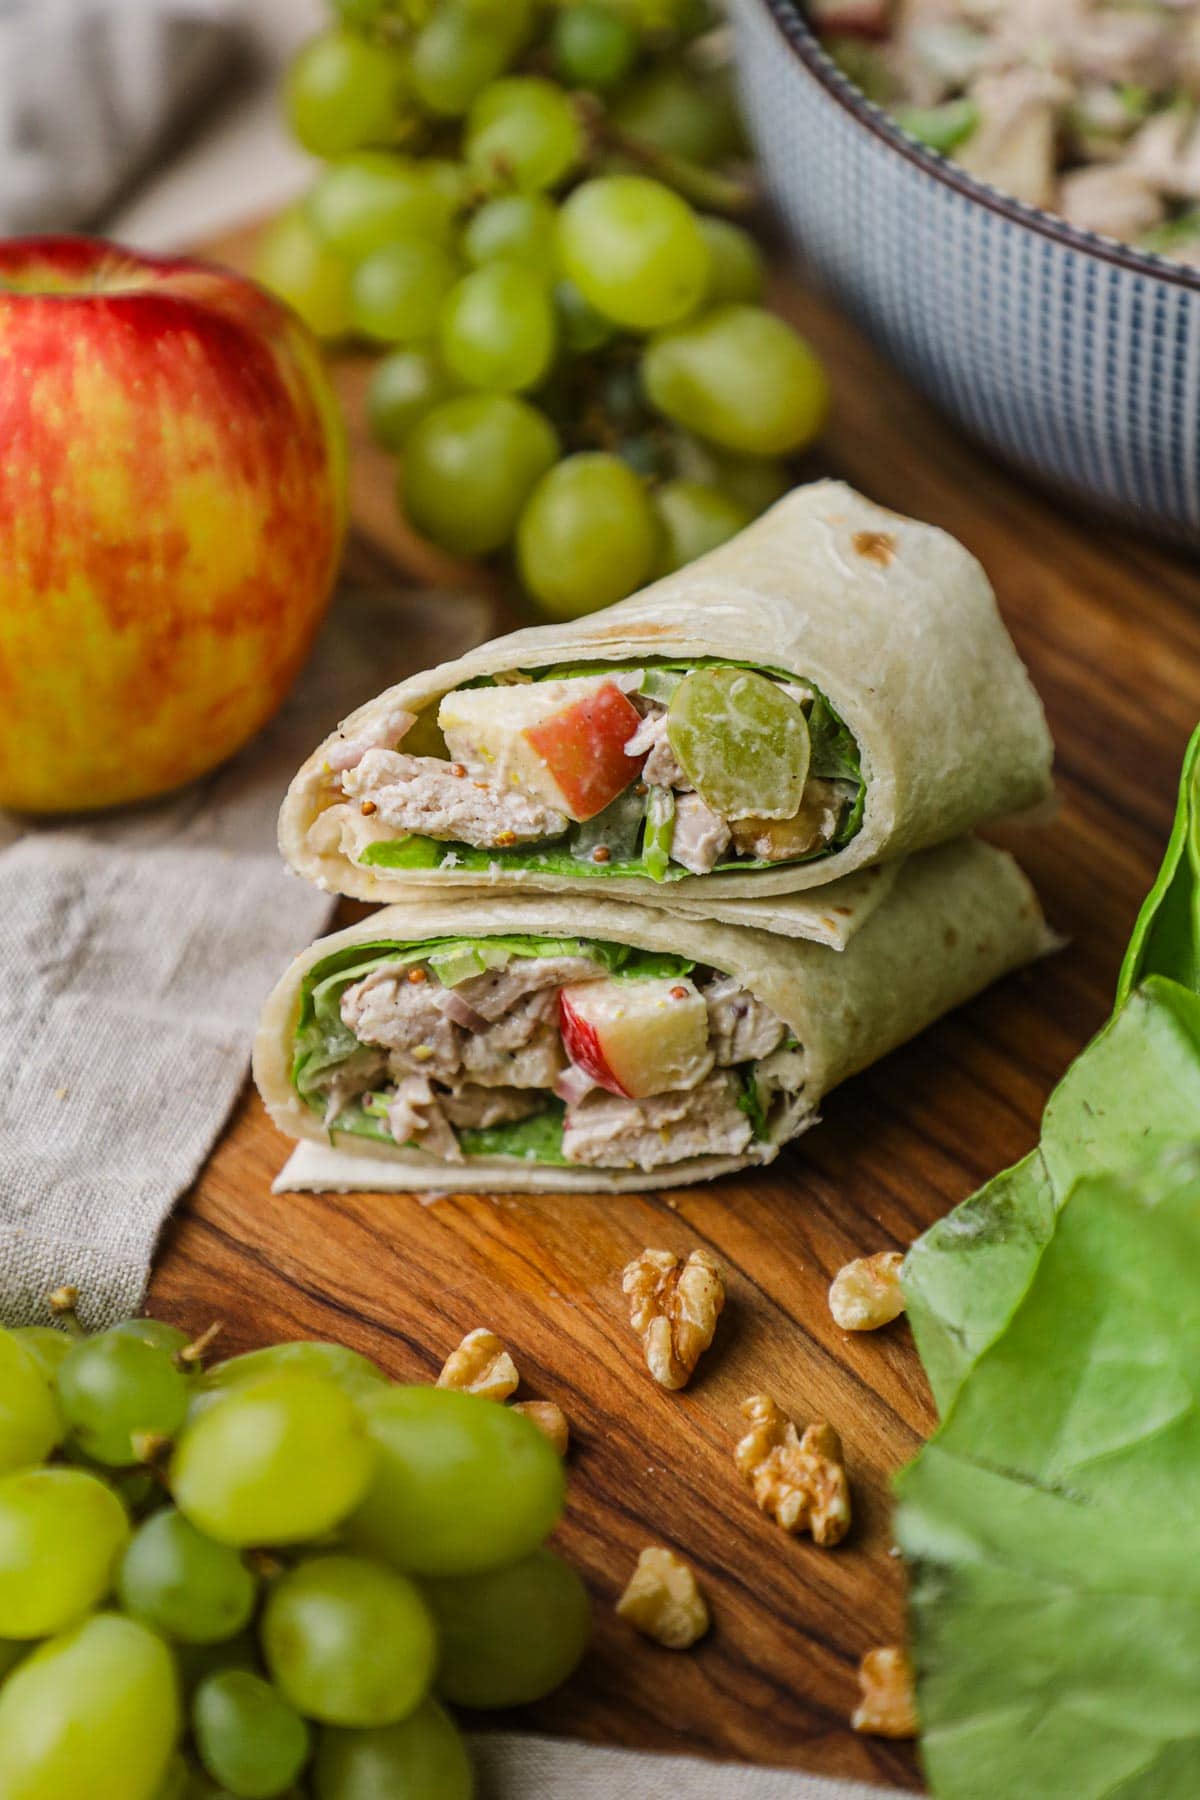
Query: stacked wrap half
[{"left": 258, "top": 481, "right": 1056, "bottom": 1191}]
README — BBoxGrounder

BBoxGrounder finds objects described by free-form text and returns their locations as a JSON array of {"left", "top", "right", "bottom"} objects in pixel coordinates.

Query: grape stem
[
  {"left": 46, "top": 1284, "right": 85, "bottom": 1337},
  {"left": 176, "top": 1320, "right": 225, "bottom": 1371},
  {"left": 572, "top": 91, "right": 757, "bottom": 215}
]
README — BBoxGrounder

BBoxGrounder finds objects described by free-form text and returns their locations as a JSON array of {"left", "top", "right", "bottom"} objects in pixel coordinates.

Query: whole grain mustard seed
[
  {"left": 450, "top": 763, "right": 467, "bottom": 777},
  {"left": 669, "top": 985, "right": 689, "bottom": 1000},
  {"left": 407, "top": 967, "right": 428, "bottom": 984},
  {"left": 496, "top": 830, "right": 518, "bottom": 847},
  {"left": 359, "top": 799, "right": 377, "bottom": 816},
  {"left": 592, "top": 845, "right": 612, "bottom": 863}
]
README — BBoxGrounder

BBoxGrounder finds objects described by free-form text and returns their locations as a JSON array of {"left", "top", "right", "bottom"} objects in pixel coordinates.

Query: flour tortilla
[
  {"left": 279, "top": 481, "right": 1053, "bottom": 919},
  {"left": 255, "top": 837, "right": 1052, "bottom": 1194}
]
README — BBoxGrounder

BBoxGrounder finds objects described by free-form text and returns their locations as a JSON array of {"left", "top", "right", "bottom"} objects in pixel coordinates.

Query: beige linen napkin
[
  {"left": 0, "top": 588, "right": 490, "bottom": 1330},
  {"left": 471, "top": 1735, "right": 894, "bottom": 1798}
]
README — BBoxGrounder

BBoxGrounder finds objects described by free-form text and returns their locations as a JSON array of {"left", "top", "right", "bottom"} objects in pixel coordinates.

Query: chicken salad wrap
[
  {"left": 254, "top": 836, "right": 1053, "bottom": 1194},
  {"left": 280, "top": 483, "right": 1053, "bottom": 918}
]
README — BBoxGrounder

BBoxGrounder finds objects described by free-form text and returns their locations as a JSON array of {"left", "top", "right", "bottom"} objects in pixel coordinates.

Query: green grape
[
  {"left": 170, "top": 1374, "right": 374, "bottom": 1547},
  {"left": 0, "top": 1466, "right": 130, "bottom": 1637},
  {"left": 611, "top": 66, "right": 745, "bottom": 165},
  {"left": 367, "top": 350, "right": 458, "bottom": 451},
  {"left": 667, "top": 665, "right": 811, "bottom": 818},
  {"left": 706, "top": 449, "right": 789, "bottom": 516},
  {"left": 350, "top": 240, "right": 460, "bottom": 344},
  {"left": 193, "top": 1671, "right": 310, "bottom": 1799},
  {"left": 653, "top": 478, "right": 752, "bottom": 573},
  {"left": 422, "top": 158, "right": 471, "bottom": 219},
  {"left": 465, "top": 78, "right": 584, "bottom": 193},
  {"left": 175, "top": 1629, "right": 262, "bottom": 1699},
  {"left": 438, "top": 263, "right": 556, "bottom": 392},
  {"left": 306, "top": 156, "right": 455, "bottom": 262},
  {"left": 255, "top": 207, "right": 353, "bottom": 342},
  {"left": 411, "top": 0, "right": 530, "bottom": 117},
  {"left": 10, "top": 1325, "right": 72, "bottom": 1384},
  {"left": 554, "top": 2, "right": 638, "bottom": 89},
  {"left": 697, "top": 216, "right": 765, "bottom": 306},
  {"left": 346, "top": 1386, "right": 565, "bottom": 1577},
  {"left": 643, "top": 304, "right": 830, "bottom": 455},
  {"left": 285, "top": 31, "right": 412, "bottom": 158},
  {"left": 402, "top": 393, "right": 558, "bottom": 556},
  {"left": 110, "top": 1319, "right": 192, "bottom": 1356},
  {"left": 421, "top": 1547, "right": 590, "bottom": 1708},
  {"left": 193, "top": 1342, "right": 387, "bottom": 1421},
  {"left": 56, "top": 1326, "right": 189, "bottom": 1466},
  {"left": 0, "top": 1613, "right": 179, "bottom": 1800},
  {"left": 313, "top": 1699, "right": 473, "bottom": 1800},
  {"left": 0, "top": 1328, "right": 61, "bottom": 1472},
  {"left": 556, "top": 175, "right": 710, "bottom": 330},
  {"left": 554, "top": 279, "right": 614, "bottom": 352},
  {"left": 118, "top": 1507, "right": 257, "bottom": 1645},
  {"left": 516, "top": 452, "right": 659, "bottom": 617},
  {"left": 262, "top": 1555, "right": 436, "bottom": 1728},
  {"left": 461, "top": 193, "right": 557, "bottom": 273}
]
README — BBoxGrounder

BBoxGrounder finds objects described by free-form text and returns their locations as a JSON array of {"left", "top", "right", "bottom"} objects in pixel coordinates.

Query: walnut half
[
  {"left": 829, "top": 1251, "right": 906, "bottom": 1332},
  {"left": 852, "top": 1645, "right": 918, "bottom": 1738},
  {"left": 436, "top": 1328, "right": 519, "bottom": 1401},
  {"left": 616, "top": 1547, "right": 710, "bottom": 1649},
  {"left": 734, "top": 1394, "right": 852, "bottom": 1547},
  {"left": 512, "top": 1399, "right": 569, "bottom": 1456},
  {"left": 622, "top": 1247, "right": 725, "bottom": 1390}
]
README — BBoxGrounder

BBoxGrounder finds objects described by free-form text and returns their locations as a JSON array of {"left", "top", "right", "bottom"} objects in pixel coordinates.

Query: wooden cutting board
[{"left": 147, "top": 222, "right": 1200, "bottom": 1790}]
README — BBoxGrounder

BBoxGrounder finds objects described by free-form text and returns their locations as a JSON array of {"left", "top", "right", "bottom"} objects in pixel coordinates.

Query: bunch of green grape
[
  {"left": 257, "top": 0, "right": 830, "bottom": 618},
  {"left": 0, "top": 1303, "right": 586, "bottom": 1798}
]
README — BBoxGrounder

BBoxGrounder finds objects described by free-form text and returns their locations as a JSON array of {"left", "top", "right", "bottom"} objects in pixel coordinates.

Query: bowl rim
[{"left": 753, "top": 0, "right": 1200, "bottom": 294}]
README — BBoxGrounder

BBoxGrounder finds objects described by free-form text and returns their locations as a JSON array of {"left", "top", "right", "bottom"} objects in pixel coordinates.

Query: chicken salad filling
[
  {"left": 293, "top": 933, "right": 807, "bottom": 1171},
  {"left": 309, "top": 660, "right": 864, "bottom": 884},
  {"left": 813, "top": 0, "right": 1200, "bottom": 263}
]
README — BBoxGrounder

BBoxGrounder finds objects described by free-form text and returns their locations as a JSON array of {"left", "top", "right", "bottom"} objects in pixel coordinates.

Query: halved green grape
[
  {"left": 193, "top": 1342, "right": 387, "bottom": 1421},
  {"left": 461, "top": 193, "right": 557, "bottom": 273},
  {"left": 421, "top": 1547, "right": 590, "bottom": 1708},
  {"left": 313, "top": 1700, "right": 473, "bottom": 1800},
  {"left": 118, "top": 1507, "right": 257, "bottom": 1645},
  {"left": 262, "top": 1555, "right": 436, "bottom": 1728},
  {"left": 610, "top": 65, "right": 744, "bottom": 165},
  {"left": 438, "top": 263, "right": 557, "bottom": 392},
  {"left": 368, "top": 349, "right": 458, "bottom": 451},
  {"left": 411, "top": 0, "right": 528, "bottom": 117},
  {"left": 10, "top": 1325, "right": 72, "bottom": 1384},
  {"left": 346, "top": 1386, "right": 565, "bottom": 1577},
  {"left": 554, "top": 2, "right": 638, "bottom": 89},
  {"left": 667, "top": 666, "right": 811, "bottom": 819},
  {"left": 697, "top": 216, "right": 764, "bottom": 306},
  {"left": 350, "top": 241, "right": 460, "bottom": 344},
  {"left": 0, "top": 1613, "right": 179, "bottom": 1800},
  {"left": 465, "top": 77, "right": 584, "bottom": 193},
  {"left": 170, "top": 1374, "right": 374, "bottom": 1547},
  {"left": 285, "top": 31, "right": 412, "bottom": 158},
  {"left": 402, "top": 393, "right": 558, "bottom": 556},
  {"left": 642, "top": 304, "right": 830, "bottom": 455},
  {"left": 56, "top": 1327, "right": 189, "bottom": 1466},
  {"left": 554, "top": 279, "right": 614, "bottom": 352},
  {"left": 556, "top": 175, "right": 710, "bottom": 330},
  {"left": 307, "top": 156, "right": 455, "bottom": 262},
  {"left": 516, "top": 452, "right": 659, "bottom": 617},
  {"left": 255, "top": 208, "right": 353, "bottom": 342},
  {"left": 653, "top": 479, "right": 752, "bottom": 573},
  {"left": 0, "top": 1467, "right": 129, "bottom": 1637},
  {"left": 0, "top": 1328, "right": 61, "bottom": 1472},
  {"left": 193, "top": 1671, "right": 310, "bottom": 1799}
]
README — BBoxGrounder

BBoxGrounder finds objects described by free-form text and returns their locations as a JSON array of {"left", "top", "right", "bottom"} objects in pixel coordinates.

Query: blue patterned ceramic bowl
[{"left": 732, "top": 0, "right": 1200, "bottom": 542}]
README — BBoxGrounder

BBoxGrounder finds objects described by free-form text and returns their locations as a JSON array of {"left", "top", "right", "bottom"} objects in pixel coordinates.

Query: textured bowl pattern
[{"left": 732, "top": 0, "right": 1200, "bottom": 540}]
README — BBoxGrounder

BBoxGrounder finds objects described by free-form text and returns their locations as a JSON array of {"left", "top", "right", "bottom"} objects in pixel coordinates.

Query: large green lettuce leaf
[{"left": 904, "top": 727, "right": 1200, "bottom": 1413}]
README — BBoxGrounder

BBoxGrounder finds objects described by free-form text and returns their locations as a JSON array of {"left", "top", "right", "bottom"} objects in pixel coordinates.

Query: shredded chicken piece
[
  {"left": 438, "top": 1086, "right": 543, "bottom": 1129},
  {"left": 341, "top": 966, "right": 462, "bottom": 1081},
  {"left": 386, "top": 1075, "right": 463, "bottom": 1162},
  {"left": 461, "top": 993, "right": 566, "bottom": 1088},
  {"left": 625, "top": 708, "right": 691, "bottom": 790},
  {"left": 702, "top": 975, "right": 786, "bottom": 1065},
  {"left": 1058, "top": 163, "right": 1166, "bottom": 237},
  {"left": 343, "top": 748, "right": 568, "bottom": 847},
  {"left": 670, "top": 793, "right": 732, "bottom": 875},
  {"left": 453, "top": 957, "right": 601, "bottom": 1021},
  {"left": 562, "top": 1073, "right": 754, "bottom": 1170}
]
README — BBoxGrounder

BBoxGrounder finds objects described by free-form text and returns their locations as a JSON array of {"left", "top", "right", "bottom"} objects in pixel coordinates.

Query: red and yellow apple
[
  {"left": 438, "top": 676, "right": 644, "bottom": 822},
  {"left": 0, "top": 235, "right": 346, "bottom": 812},
  {"left": 559, "top": 977, "right": 712, "bottom": 1097}
]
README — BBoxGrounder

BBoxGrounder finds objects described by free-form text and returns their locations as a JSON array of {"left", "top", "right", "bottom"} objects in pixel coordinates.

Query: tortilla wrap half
[
  {"left": 279, "top": 482, "right": 1053, "bottom": 919},
  {"left": 255, "top": 836, "right": 1052, "bottom": 1195}
]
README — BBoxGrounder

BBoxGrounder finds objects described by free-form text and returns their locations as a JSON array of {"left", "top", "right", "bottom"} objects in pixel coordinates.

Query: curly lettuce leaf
[{"left": 457, "top": 1100, "right": 568, "bottom": 1164}]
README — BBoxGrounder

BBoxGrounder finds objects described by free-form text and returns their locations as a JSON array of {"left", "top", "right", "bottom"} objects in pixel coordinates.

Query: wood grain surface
[{"left": 148, "top": 224, "right": 1200, "bottom": 1789}]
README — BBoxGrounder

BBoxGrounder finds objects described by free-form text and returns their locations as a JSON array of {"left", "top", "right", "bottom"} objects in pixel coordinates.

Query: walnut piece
[
  {"left": 513, "top": 1399, "right": 569, "bottom": 1456},
  {"left": 621, "top": 1247, "right": 725, "bottom": 1390},
  {"left": 829, "top": 1251, "right": 906, "bottom": 1332},
  {"left": 616, "top": 1547, "right": 710, "bottom": 1649},
  {"left": 852, "top": 1645, "right": 918, "bottom": 1738},
  {"left": 734, "top": 1394, "right": 852, "bottom": 1546},
  {"left": 436, "top": 1328, "right": 518, "bottom": 1401}
]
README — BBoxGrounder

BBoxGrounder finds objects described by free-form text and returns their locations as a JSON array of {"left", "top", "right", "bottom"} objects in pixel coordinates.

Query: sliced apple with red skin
[
  {"left": 559, "top": 977, "right": 713, "bottom": 1099},
  {"left": 437, "top": 676, "right": 645, "bottom": 823}
]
